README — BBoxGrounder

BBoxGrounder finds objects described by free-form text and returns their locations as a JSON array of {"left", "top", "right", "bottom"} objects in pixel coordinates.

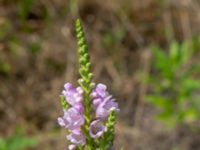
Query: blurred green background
[{"left": 0, "top": 0, "right": 200, "bottom": 149}]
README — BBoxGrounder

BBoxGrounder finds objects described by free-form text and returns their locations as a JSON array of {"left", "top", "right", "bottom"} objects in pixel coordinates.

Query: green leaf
[
  {"left": 180, "top": 78, "right": 200, "bottom": 96},
  {"left": 152, "top": 46, "right": 174, "bottom": 79},
  {"left": 0, "top": 138, "right": 7, "bottom": 150},
  {"left": 183, "top": 64, "right": 200, "bottom": 78},
  {"left": 183, "top": 108, "right": 199, "bottom": 123},
  {"left": 152, "top": 46, "right": 168, "bottom": 70},
  {"left": 169, "top": 41, "right": 180, "bottom": 63},
  {"left": 19, "top": 0, "right": 35, "bottom": 20},
  {"left": 180, "top": 40, "right": 191, "bottom": 65},
  {"left": 147, "top": 95, "right": 173, "bottom": 109},
  {"left": 7, "top": 135, "right": 38, "bottom": 150}
]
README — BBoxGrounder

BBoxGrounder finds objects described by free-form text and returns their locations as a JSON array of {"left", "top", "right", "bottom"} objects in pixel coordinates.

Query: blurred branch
[{"left": 135, "top": 49, "right": 152, "bottom": 127}]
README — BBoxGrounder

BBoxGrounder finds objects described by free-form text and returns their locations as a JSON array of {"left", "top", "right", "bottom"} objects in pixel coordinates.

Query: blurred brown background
[{"left": 0, "top": 0, "right": 200, "bottom": 149}]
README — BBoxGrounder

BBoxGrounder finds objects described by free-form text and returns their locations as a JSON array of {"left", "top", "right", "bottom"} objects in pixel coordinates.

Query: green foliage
[
  {"left": 60, "top": 95, "right": 70, "bottom": 109},
  {"left": 0, "top": 61, "right": 12, "bottom": 75},
  {"left": 19, "top": 0, "right": 35, "bottom": 20},
  {"left": 0, "top": 134, "right": 38, "bottom": 150},
  {"left": 28, "top": 41, "right": 42, "bottom": 55},
  {"left": 147, "top": 39, "right": 200, "bottom": 127}
]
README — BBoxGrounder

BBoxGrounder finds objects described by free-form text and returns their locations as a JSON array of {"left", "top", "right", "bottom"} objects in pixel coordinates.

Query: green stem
[{"left": 75, "top": 19, "right": 96, "bottom": 149}]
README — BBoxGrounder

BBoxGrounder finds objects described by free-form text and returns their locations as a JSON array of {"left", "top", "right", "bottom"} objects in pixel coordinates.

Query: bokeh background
[{"left": 0, "top": 0, "right": 200, "bottom": 150}]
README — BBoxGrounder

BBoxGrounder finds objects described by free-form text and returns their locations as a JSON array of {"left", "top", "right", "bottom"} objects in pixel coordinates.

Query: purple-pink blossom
[
  {"left": 57, "top": 107, "right": 84, "bottom": 130},
  {"left": 91, "top": 83, "right": 108, "bottom": 99},
  {"left": 67, "top": 129, "right": 86, "bottom": 145},
  {"left": 89, "top": 119, "right": 107, "bottom": 139},
  {"left": 58, "top": 82, "right": 119, "bottom": 148},
  {"left": 92, "top": 84, "right": 119, "bottom": 119},
  {"left": 68, "top": 144, "right": 76, "bottom": 150},
  {"left": 96, "top": 96, "right": 119, "bottom": 119},
  {"left": 62, "top": 83, "right": 83, "bottom": 106}
]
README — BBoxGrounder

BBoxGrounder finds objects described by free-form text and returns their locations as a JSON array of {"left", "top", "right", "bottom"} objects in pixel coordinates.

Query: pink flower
[
  {"left": 91, "top": 83, "right": 108, "bottom": 99},
  {"left": 96, "top": 95, "right": 119, "bottom": 119},
  {"left": 57, "top": 107, "right": 84, "bottom": 130},
  {"left": 89, "top": 120, "right": 107, "bottom": 139},
  {"left": 92, "top": 84, "right": 119, "bottom": 120},
  {"left": 67, "top": 129, "right": 86, "bottom": 145},
  {"left": 62, "top": 83, "right": 83, "bottom": 106},
  {"left": 68, "top": 144, "right": 76, "bottom": 150}
]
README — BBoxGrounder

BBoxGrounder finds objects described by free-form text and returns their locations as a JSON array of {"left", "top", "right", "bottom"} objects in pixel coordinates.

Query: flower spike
[{"left": 57, "top": 19, "right": 119, "bottom": 150}]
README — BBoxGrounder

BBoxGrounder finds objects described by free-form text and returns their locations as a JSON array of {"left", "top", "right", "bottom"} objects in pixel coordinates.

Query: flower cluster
[
  {"left": 58, "top": 83, "right": 119, "bottom": 149},
  {"left": 90, "top": 84, "right": 119, "bottom": 138},
  {"left": 58, "top": 83, "right": 85, "bottom": 149}
]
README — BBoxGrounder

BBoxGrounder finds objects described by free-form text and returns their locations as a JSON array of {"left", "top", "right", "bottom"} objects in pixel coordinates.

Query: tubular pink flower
[
  {"left": 91, "top": 83, "right": 108, "bottom": 98},
  {"left": 92, "top": 98, "right": 102, "bottom": 109},
  {"left": 95, "top": 95, "right": 119, "bottom": 120},
  {"left": 67, "top": 129, "right": 86, "bottom": 145},
  {"left": 89, "top": 119, "right": 107, "bottom": 139},
  {"left": 68, "top": 144, "right": 76, "bottom": 150},
  {"left": 62, "top": 83, "right": 84, "bottom": 106},
  {"left": 57, "top": 107, "right": 84, "bottom": 130}
]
